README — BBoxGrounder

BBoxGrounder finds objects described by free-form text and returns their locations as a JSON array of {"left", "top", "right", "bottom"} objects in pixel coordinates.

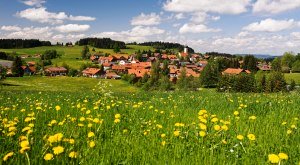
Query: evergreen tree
[
  {"left": 81, "top": 45, "right": 90, "bottom": 59},
  {"left": 177, "top": 67, "right": 188, "bottom": 90},
  {"left": 200, "top": 60, "right": 220, "bottom": 87},
  {"left": 271, "top": 57, "right": 282, "bottom": 72},
  {"left": 12, "top": 56, "right": 24, "bottom": 77},
  {"left": 243, "top": 55, "right": 257, "bottom": 72}
]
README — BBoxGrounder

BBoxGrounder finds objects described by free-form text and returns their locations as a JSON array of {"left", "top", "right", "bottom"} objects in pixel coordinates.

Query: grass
[
  {"left": 0, "top": 45, "right": 155, "bottom": 69},
  {"left": 285, "top": 73, "right": 300, "bottom": 84},
  {"left": 0, "top": 76, "right": 300, "bottom": 164}
]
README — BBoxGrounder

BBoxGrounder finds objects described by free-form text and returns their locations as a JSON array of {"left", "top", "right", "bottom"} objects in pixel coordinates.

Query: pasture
[{"left": 0, "top": 77, "right": 299, "bottom": 164}]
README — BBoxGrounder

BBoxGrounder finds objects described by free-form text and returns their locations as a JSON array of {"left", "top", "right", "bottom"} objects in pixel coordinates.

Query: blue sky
[{"left": 1, "top": 0, "right": 300, "bottom": 55}]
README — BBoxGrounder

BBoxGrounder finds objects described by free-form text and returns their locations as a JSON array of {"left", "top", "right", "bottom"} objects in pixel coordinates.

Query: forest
[{"left": 0, "top": 39, "right": 51, "bottom": 49}]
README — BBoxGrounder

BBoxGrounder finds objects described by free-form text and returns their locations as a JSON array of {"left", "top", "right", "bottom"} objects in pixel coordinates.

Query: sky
[{"left": 1, "top": 0, "right": 300, "bottom": 55}]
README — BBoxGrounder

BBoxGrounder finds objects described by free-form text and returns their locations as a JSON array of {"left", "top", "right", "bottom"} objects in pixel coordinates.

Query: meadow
[
  {"left": 0, "top": 45, "right": 154, "bottom": 69},
  {"left": 0, "top": 77, "right": 300, "bottom": 164}
]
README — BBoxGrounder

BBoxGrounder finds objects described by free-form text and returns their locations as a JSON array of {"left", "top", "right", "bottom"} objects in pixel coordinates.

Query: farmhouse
[
  {"left": 82, "top": 68, "right": 101, "bottom": 78},
  {"left": 105, "top": 71, "right": 121, "bottom": 79},
  {"left": 128, "top": 68, "right": 150, "bottom": 78},
  {"left": 45, "top": 67, "right": 68, "bottom": 76},
  {"left": 222, "top": 68, "right": 251, "bottom": 75}
]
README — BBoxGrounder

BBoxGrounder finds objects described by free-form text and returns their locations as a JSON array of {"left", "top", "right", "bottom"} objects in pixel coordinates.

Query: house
[
  {"left": 82, "top": 68, "right": 101, "bottom": 78},
  {"left": 112, "top": 65, "right": 127, "bottom": 73},
  {"left": 105, "top": 71, "right": 121, "bottom": 79},
  {"left": 21, "top": 66, "right": 36, "bottom": 75},
  {"left": 90, "top": 54, "right": 100, "bottom": 62},
  {"left": 45, "top": 67, "right": 68, "bottom": 76},
  {"left": 222, "top": 68, "right": 251, "bottom": 75},
  {"left": 0, "top": 60, "right": 13, "bottom": 75},
  {"left": 102, "top": 63, "right": 112, "bottom": 71},
  {"left": 98, "top": 56, "right": 114, "bottom": 64},
  {"left": 128, "top": 69, "right": 150, "bottom": 78}
]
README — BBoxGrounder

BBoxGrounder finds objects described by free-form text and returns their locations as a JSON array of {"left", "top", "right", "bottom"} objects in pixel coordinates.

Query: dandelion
[
  {"left": 221, "top": 125, "right": 229, "bottom": 131},
  {"left": 88, "top": 132, "right": 95, "bottom": 138},
  {"left": 234, "top": 111, "right": 239, "bottom": 116},
  {"left": 278, "top": 153, "right": 288, "bottom": 160},
  {"left": 211, "top": 118, "right": 218, "bottom": 123},
  {"left": 174, "top": 130, "right": 180, "bottom": 137},
  {"left": 161, "top": 141, "right": 166, "bottom": 146},
  {"left": 114, "top": 118, "right": 120, "bottom": 123},
  {"left": 214, "top": 125, "right": 221, "bottom": 131},
  {"left": 69, "top": 151, "right": 78, "bottom": 158},
  {"left": 44, "top": 153, "right": 53, "bottom": 161},
  {"left": 199, "top": 123, "right": 207, "bottom": 130},
  {"left": 161, "top": 134, "right": 166, "bottom": 138},
  {"left": 199, "top": 131, "right": 206, "bottom": 137},
  {"left": 281, "top": 122, "right": 287, "bottom": 125},
  {"left": 237, "top": 135, "right": 244, "bottom": 140},
  {"left": 247, "top": 134, "right": 256, "bottom": 141},
  {"left": 55, "top": 105, "right": 61, "bottom": 111},
  {"left": 20, "top": 147, "right": 30, "bottom": 154},
  {"left": 89, "top": 141, "right": 95, "bottom": 148},
  {"left": 52, "top": 146, "right": 64, "bottom": 155},
  {"left": 3, "top": 152, "right": 14, "bottom": 161},
  {"left": 249, "top": 116, "right": 256, "bottom": 120},
  {"left": 115, "top": 114, "right": 121, "bottom": 119},
  {"left": 268, "top": 154, "right": 280, "bottom": 164},
  {"left": 287, "top": 130, "right": 292, "bottom": 135},
  {"left": 20, "top": 140, "right": 29, "bottom": 148}
]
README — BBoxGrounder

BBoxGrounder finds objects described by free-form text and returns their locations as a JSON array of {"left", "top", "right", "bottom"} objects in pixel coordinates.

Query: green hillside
[{"left": 0, "top": 45, "right": 155, "bottom": 69}]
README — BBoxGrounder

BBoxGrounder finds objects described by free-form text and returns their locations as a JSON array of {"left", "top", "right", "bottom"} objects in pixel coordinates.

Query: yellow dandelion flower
[
  {"left": 86, "top": 110, "right": 91, "bottom": 114},
  {"left": 234, "top": 111, "right": 239, "bottom": 116},
  {"left": 198, "top": 109, "right": 207, "bottom": 116},
  {"left": 55, "top": 106, "right": 61, "bottom": 111},
  {"left": 89, "top": 141, "right": 95, "bottom": 148},
  {"left": 20, "top": 140, "right": 29, "bottom": 148},
  {"left": 211, "top": 118, "right": 219, "bottom": 123},
  {"left": 237, "top": 135, "right": 244, "bottom": 140},
  {"left": 114, "top": 118, "right": 120, "bottom": 123},
  {"left": 115, "top": 114, "right": 121, "bottom": 119},
  {"left": 249, "top": 116, "right": 256, "bottom": 120},
  {"left": 69, "top": 139, "right": 75, "bottom": 144},
  {"left": 52, "top": 146, "right": 64, "bottom": 155},
  {"left": 199, "top": 131, "right": 206, "bottom": 137},
  {"left": 20, "top": 147, "right": 30, "bottom": 154},
  {"left": 88, "top": 123, "right": 93, "bottom": 128},
  {"left": 287, "top": 130, "right": 292, "bottom": 135},
  {"left": 3, "top": 152, "right": 14, "bottom": 161},
  {"left": 268, "top": 154, "right": 280, "bottom": 164},
  {"left": 88, "top": 132, "right": 95, "bottom": 138},
  {"left": 161, "top": 141, "right": 166, "bottom": 146},
  {"left": 173, "top": 130, "right": 180, "bottom": 137},
  {"left": 291, "top": 125, "right": 296, "bottom": 129},
  {"left": 214, "top": 125, "right": 221, "bottom": 131},
  {"left": 79, "top": 117, "right": 85, "bottom": 122},
  {"left": 69, "top": 151, "right": 78, "bottom": 158},
  {"left": 161, "top": 134, "right": 166, "bottom": 138},
  {"left": 221, "top": 125, "right": 229, "bottom": 131},
  {"left": 199, "top": 123, "right": 207, "bottom": 130},
  {"left": 281, "top": 122, "right": 287, "bottom": 125},
  {"left": 156, "top": 124, "right": 163, "bottom": 129},
  {"left": 247, "top": 134, "right": 256, "bottom": 141},
  {"left": 44, "top": 153, "right": 53, "bottom": 161},
  {"left": 278, "top": 153, "right": 288, "bottom": 160}
]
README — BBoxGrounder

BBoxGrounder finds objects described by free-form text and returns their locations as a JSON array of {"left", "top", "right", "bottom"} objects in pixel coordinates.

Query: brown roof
[
  {"left": 27, "top": 61, "right": 36, "bottom": 66},
  {"left": 128, "top": 69, "right": 150, "bottom": 78},
  {"left": 105, "top": 72, "right": 119, "bottom": 78},
  {"left": 82, "top": 68, "right": 101, "bottom": 75},
  {"left": 112, "top": 65, "right": 126, "bottom": 70},
  {"left": 222, "top": 68, "right": 251, "bottom": 75},
  {"left": 112, "top": 54, "right": 129, "bottom": 60},
  {"left": 45, "top": 67, "right": 67, "bottom": 72},
  {"left": 102, "top": 63, "right": 112, "bottom": 67},
  {"left": 168, "top": 55, "right": 178, "bottom": 60},
  {"left": 180, "top": 52, "right": 189, "bottom": 57}
]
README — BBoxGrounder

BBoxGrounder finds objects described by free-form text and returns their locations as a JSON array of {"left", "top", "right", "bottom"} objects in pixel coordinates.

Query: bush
[
  {"left": 217, "top": 73, "right": 256, "bottom": 93},
  {"left": 265, "top": 71, "right": 287, "bottom": 92}
]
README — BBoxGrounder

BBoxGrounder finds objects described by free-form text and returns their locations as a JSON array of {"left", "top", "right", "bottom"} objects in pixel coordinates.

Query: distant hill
[{"left": 235, "top": 54, "right": 280, "bottom": 59}]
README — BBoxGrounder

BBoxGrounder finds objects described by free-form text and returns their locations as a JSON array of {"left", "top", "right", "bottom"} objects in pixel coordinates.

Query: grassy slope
[
  {"left": 1, "top": 76, "right": 137, "bottom": 93},
  {"left": 0, "top": 45, "right": 154, "bottom": 69},
  {"left": 285, "top": 73, "right": 300, "bottom": 84}
]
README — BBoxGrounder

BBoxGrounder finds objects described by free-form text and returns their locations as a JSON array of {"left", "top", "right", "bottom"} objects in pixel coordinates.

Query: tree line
[
  {"left": 0, "top": 39, "right": 51, "bottom": 49},
  {"left": 76, "top": 38, "right": 126, "bottom": 49},
  {"left": 136, "top": 41, "right": 195, "bottom": 53}
]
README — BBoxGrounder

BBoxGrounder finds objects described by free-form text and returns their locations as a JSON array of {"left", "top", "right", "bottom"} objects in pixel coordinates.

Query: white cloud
[
  {"left": 190, "top": 12, "right": 207, "bottom": 23},
  {"left": 253, "top": 0, "right": 300, "bottom": 14},
  {"left": 175, "top": 13, "right": 185, "bottom": 20},
  {"left": 243, "top": 18, "right": 297, "bottom": 32},
  {"left": 179, "top": 23, "right": 221, "bottom": 33},
  {"left": 1, "top": 26, "right": 22, "bottom": 31},
  {"left": 4, "top": 26, "right": 53, "bottom": 40},
  {"left": 131, "top": 13, "right": 161, "bottom": 26},
  {"left": 21, "top": 0, "right": 45, "bottom": 7},
  {"left": 54, "top": 24, "right": 90, "bottom": 33},
  {"left": 52, "top": 34, "right": 86, "bottom": 42},
  {"left": 93, "top": 26, "right": 165, "bottom": 42},
  {"left": 163, "top": 0, "right": 251, "bottom": 15},
  {"left": 16, "top": 7, "right": 96, "bottom": 24}
]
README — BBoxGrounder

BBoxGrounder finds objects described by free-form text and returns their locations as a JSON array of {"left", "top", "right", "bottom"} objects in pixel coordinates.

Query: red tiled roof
[
  {"left": 112, "top": 65, "right": 126, "bottom": 70},
  {"left": 102, "top": 63, "right": 112, "bottom": 67},
  {"left": 82, "top": 68, "right": 101, "bottom": 75},
  {"left": 222, "top": 68, "right": 251, "bottom": 75},
  {"left": 128, "top": 69, "right": 150, "bottom": 78}
]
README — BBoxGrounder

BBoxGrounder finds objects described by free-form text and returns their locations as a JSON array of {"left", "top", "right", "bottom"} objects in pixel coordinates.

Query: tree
[
  {"left": 0, "top": 65, "right": 7, "bottom": 82},
  {"left": 177, "top": 67, "right": 188, "bottom": 90},
  {"left": 159, "top": 75, "right": 173, "bottom": 91},
  {"left": 271, "top": 57, "right": 281, "bottom": 72},
  {"left": 148, "top": 61, "right": 161, "bottom": 87},
  {"left": 161, "top": 60, "right": 169, "bottom": 76},
  {"left": 281, "top": 52, "right": 296, "bottom": 69},
  {"left": 11, "top": 56, "right": 24, "bottom": 77},
  {"left": 81, "top": 45, "right": 90, "bottom": 59},
  {"left": 200, "top": 60, "right": 220, "bottom": 87},
  {"left": 113, "top": 46, "right": 120, "bottom": 53},
  {"left": 292, "top": 60, "right": 300, "bottom": 73},
  {"left": 243, "top": 55, "right": 257, "bottom": 72},
  {"left": 265, "top": 71, "right": 286, "bottom": 93}
]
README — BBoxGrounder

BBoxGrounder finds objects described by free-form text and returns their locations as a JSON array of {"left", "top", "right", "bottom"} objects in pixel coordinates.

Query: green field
[
  {"left": 0, "top": 77, "right": 300, "bottom": 164},
  {"left": 285, "top": 73, "right": 300, "bottom": 84},
  {"left": 0, "top": 45, "right": 154, "bottom": 69}
]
